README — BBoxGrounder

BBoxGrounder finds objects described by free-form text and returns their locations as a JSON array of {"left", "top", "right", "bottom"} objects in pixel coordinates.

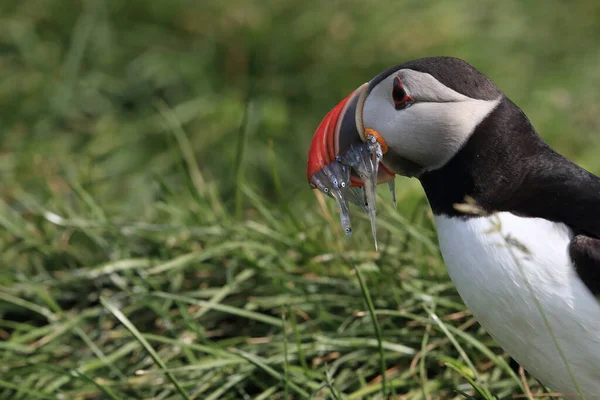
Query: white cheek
[{"left": 363, "top": 98, "right": 501, "bottom": 170}]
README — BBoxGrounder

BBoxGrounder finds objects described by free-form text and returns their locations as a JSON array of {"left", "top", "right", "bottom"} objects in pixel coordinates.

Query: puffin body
[
  {"left": 437, "top": 213, "right": 600, "bottom": 394},
  {"left": 307, "top": 57, "right": 600, "bottom": 397}
]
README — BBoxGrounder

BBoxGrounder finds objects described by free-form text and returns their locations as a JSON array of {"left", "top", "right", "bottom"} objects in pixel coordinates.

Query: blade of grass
[
  {"left": 155, "top": 98, "right": 206, "bottom": 198},
  {"left": 324, "top": 367, "right": 343, "bottom": 400},
  {"left": 69, "top": 370, "right": 123, "bottom": 400},
  {"left": 65, "top": 169, "right": 107, "bottom": 222},
  {"left": 231, "top": 349, "right": 310, "bottom": 398},
  {"left": 42, "top": 341, "right": 141, "bottom": 393},
  {"left": 100, "top": 297, "right": 191, "bottom": 400},
  {"left": 289, "top": 307, "right": 309, "bottom": 374},
  {"left": 152, "top": 292, "right": 284, "bottom": 327},
  {"left": 0, "top": 379, "right": 59, "bottom": 400},
  {"left": 253, "top": 387, "right": 278, "bottom": 400},
  {"left": 353, "top": 265, "right": 388, "bottom": 397},
  {"left": 146, "top": 241, "right": 276, "bottom": 275},
  {"left": 0, "top": 291, "right": 56, "bottom": 322},
  {"left": 444, "top": 360, "right": 494, "bottom": 400},
  {"left": 135, "top": 359, "right": 245, "bottom": 375},
  {"left": 267, "top": 139, "right": 302, "bottom": 230},
  {"left": 194, "top": 269, "right": 255, "bottom": 320},
  {"left": 234, "top": 98, "right": 252, "bottom": 220},
  {"left": 242, "top": 184, "right": 285, "bottom": 232},
  {"left": 420, "top": 303, "right": 435, "bottom": 400},
  {"left": 282, "top": 312, "right": 290, "bottom": 400},
  {"left": 142, "top": 333, "right": 236, "bottom": 359},
  {"left": 314, "top": 336, "right": 415, "bottom": 355},
  {"left": 424, "top": 305, "right": 480, "bottom": 382},
  {"left": 203, "top": 372, "right": 248, "bottom": 400}
]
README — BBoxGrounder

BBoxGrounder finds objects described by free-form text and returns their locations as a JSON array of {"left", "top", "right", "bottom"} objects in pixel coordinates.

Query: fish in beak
[
  {"left": 306, "top": 83, "right": 396, "bottom": 249},
  {"left": 306, "top": 83, "right": 395, "bottom": 187}
]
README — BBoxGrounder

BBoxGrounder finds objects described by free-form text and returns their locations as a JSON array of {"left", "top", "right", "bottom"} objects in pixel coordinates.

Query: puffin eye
[{"left": 392, "top": 76, "right": 412, "bottom": 110}]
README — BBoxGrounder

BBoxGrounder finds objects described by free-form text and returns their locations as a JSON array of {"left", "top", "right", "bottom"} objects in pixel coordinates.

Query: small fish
[
  {"left": 339, "top": 136, "right": 382, "bottom": 250},
  {"left": 310, "top": 161, "right": 353, "bottom": 237},
  {"left": 310, "top": 135, "right": 389, "bottom": 250}
]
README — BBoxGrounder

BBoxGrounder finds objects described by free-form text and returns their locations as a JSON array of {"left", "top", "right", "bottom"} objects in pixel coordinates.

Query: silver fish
[
  {"left": 310, "top": 135, "right": 389, "bottom": 250},
  {"left": 310, "top": 161, "right": 353, "bottom": 237},
  {"left": 338, "top": 135, "right": 382, "bottom": 250}
]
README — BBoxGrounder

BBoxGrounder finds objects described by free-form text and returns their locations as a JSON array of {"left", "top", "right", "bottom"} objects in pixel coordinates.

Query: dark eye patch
[{"left": 392, "top": 76, "right": 412, "bottom": 110}]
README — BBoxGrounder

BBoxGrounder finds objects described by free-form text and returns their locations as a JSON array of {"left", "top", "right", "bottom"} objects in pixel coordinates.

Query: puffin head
[{"left": 307, "top": 57, "right": 504, "bottom": 186}]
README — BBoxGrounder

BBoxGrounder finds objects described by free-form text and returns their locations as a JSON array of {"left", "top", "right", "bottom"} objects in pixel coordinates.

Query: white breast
[{"left": 434, "top": 212, "right": 600, "bottom": 397}]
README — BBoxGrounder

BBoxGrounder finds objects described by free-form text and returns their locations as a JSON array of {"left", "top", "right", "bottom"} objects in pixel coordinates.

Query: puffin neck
[{"left": 419, "top": 96, "right": 600, "bottom": 237}]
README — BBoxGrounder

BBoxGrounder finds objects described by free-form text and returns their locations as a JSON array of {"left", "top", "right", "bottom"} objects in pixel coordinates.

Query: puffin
[{"left": 306, "top": 57, "right": 600, "bottom": 397}]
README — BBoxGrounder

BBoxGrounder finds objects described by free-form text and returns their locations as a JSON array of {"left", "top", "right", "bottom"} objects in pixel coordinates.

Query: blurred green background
[{"left": 2, "top": 1, "right": 600, "bottom": 399}]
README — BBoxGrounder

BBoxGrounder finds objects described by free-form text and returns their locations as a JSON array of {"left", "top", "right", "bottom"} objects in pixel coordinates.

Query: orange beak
[{"left": 307, "top": 83, "right": 394, "bottom": 187}]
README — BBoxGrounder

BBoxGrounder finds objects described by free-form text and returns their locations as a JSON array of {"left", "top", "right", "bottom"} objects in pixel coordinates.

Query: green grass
[{"left": 2, "top": 0, "right": 600, "bottom": 398}]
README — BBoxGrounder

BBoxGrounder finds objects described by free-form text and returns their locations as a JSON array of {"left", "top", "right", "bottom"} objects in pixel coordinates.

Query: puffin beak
[{"left": 307, "top": 83, "right": 395, "bottom": 187}]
